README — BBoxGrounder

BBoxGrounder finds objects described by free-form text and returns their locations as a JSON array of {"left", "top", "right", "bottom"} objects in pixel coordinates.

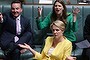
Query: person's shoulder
[
  {"left": 85, "top": 14, "right": 90, "bottom": 21},
  {"left": 67, "top": 12, "right": 72, "bottom": 16},
  {"left": 21, "top": 15, "right": 27, "bottom": 19},
  {"left": 49, "top": 12, "right": 52, "bottom": 14},
  {"left": 46, "top": 12, "right": 52, "bottom": 16},
  {"left": 2, "top": 11, "right": 10, "bottom": 16},
  {"left": 45, "top": 36, "right": 54, "bottom": 41},
  {"left": 46, "top": 36, "right": 53, "bottom": 39},
  {"left": 87, "top": 14, "right": 90, "bottom": 17},
  {"left": 21, "top": 15, "right": 30, "bottom": 20},
  {"left": 65, "top": 37, "right": 72, "bottom": 44}
]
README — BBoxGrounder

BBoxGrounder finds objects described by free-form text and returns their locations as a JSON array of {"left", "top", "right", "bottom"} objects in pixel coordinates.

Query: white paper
[
  {"left": 14, "top": 36, "right": 19, "bottom": 42},
  {"left": 75, "top": 40, "right": 90, "bottom": 48},
  {"left": 39, "top": 0, "right": 52, "bottom": 4}
]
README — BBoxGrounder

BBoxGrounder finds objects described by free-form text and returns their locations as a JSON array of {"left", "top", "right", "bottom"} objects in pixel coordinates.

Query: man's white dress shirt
[{"left": 14, "top": 16, "right": 21, "bottom": 42}]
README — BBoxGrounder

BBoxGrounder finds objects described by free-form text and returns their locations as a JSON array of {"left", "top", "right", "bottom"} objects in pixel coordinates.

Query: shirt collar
[{"left": 16, "top": 15, "right": 21, "bottom": 21}]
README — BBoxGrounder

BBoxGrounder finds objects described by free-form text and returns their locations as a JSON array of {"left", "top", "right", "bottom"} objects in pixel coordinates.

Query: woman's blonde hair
[{"left": 50, "top": 20, "right": 66, "bottom": 31}]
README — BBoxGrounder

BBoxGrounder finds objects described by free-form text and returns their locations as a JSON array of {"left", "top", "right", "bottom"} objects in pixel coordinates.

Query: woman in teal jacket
[
  {"left": 36, "top": 0, "right": 80, "bottom": 42},
  {"left": 36, "top": 0, "right": 80, "bottom": 50}
]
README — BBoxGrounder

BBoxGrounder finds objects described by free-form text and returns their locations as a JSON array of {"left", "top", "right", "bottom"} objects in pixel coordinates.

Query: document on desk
[{"left": 75, "top": 40, "right": 90, "bottom": 48}]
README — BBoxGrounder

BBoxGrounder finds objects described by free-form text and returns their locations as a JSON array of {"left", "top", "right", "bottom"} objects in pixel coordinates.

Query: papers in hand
[{"left": 75, "top": 40, "right": 90, "bottom": 48}]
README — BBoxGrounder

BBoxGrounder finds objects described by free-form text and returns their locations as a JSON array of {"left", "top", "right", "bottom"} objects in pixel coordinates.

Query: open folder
[{"left": 75, "top": 40, "right": 90, "bottom": 48}]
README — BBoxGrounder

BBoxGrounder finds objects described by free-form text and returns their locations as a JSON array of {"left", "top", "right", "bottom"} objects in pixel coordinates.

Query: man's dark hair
[{"left": 11, "top": 0, "right": 22, "bottom": 8}]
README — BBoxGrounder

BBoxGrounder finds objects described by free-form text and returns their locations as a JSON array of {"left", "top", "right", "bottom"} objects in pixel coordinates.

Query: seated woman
[{"left": 18, "top": 20, "right": 76, "bottom": 60}]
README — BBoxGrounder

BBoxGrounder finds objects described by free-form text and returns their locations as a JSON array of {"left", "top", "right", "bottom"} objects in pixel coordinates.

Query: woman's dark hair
[
  {"left": 51, "top": 0, "right": 67, "bottom": 24},
  {"left": 11, "top": 0, "right": 22, "bottom": 8}
]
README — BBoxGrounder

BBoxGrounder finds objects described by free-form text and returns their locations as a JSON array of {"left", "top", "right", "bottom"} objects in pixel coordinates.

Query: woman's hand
[
  {"left": 73, "top": 7, "right": 80, "bottom": 16},
  {"left": 18, "top": 43, "right": 31, "bottom": 50},
  {"left": 0, "top": 12, "right": 3, "bottom": 21},
  {"left": 66, "top": 56, "right": 76, "bottom": 60},
  {"left": 72, "top": 7, "right": 80, "bottom": 22},
  {"left": 18, "top": 43, "right": 37, "bottom": 55},
  {"left": 20, "top": 49, "right": 27, "bottom": 53},
  {"left": 37, "top": 7, "right": 42, "bottom": 18}
]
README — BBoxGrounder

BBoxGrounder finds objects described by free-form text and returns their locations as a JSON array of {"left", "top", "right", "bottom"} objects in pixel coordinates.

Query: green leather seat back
[
  {"left": 73, "top": 5, "right": 84, "bottom": 42},
  {"left": 23, "top": 5, "right": 33, "bottom": 29}
]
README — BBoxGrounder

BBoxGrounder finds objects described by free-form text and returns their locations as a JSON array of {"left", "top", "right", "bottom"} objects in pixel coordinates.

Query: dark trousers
[
  {"left": 4, "top": 49, "right": 20, "bottom": 60},
  {"left": 72, "top": 41, "right": 76, "bottom": 51},
  {"left": 82, "top": 48, "right": 90, "bottom": 60}
]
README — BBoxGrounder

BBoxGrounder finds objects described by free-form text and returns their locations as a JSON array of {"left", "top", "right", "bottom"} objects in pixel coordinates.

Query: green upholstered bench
[
  {"left": 0, "top": 5, "right": 90, "bottom": 60},
  {"left": 0, "top": 46, "right": 41, "bottom": 60}
]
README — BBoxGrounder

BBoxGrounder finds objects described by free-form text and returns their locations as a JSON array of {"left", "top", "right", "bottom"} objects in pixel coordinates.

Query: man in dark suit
[
  {"left": 82, "top": 14, "right": 90, "bottom": 60},
  {"left": 0, "top": 0, "right": 33, "bottom": 60}
]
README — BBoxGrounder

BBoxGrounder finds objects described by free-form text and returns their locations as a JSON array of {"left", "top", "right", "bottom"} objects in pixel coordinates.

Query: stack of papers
[{"left": 75, "top": 40, "right": 90, "bottom": 48}]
